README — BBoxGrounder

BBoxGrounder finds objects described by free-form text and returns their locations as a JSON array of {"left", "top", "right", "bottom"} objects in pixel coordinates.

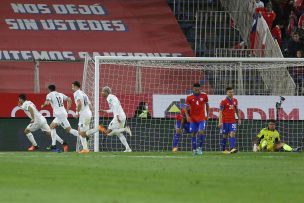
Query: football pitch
[{"left": 0, "top": 152, "right": 303, "bottom": 203}]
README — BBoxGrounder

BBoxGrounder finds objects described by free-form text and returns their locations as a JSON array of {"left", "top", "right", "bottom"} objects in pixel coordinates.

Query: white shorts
[
  {"left": 108, "top": 118, "right": 126, "bottom": 130},
  {"left": 26, "top": 119, "right": 50, "bottom": 133},
  {"left": 52, "top": 117, "right": 71, "bottom": 129},
  {"left": 78, "top": 114, "right": 92, "bottom": 132}
]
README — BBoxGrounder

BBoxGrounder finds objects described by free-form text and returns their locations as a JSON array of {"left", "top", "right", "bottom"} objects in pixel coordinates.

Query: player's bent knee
[
  {"left": 229, "top": 132, "right": 236, "bottom": 137},
  {"left": 176, "top": 128, "right": 182, "bottom": 134},
  {"left": 198, "top": 130, "right": 205, "bottom": 135},
  {"left": 275, "top": 142, "right": 284, "bottom": 149},
  {"left": 50, "top": 123, "right": 57, "bottom": 129},
  {"left": 24, "top": 129, "right": 30, "bottom": 134},
  {"left": 65, "top": 127, "right": 71, "bottom": 133}
]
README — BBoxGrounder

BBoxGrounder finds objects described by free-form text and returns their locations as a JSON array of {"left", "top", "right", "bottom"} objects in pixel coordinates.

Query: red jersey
[
  {"left": 271, "top": 25, "right": 282, "bottom": 47},
  {"left": 255, "top": 7, "right": 265, "bottom": 13},
  {"left": 176, "top": 108, "right": 189, "bottom": 123},
  {"left": 220, "top": 97, "right": 238, "bottom": 123},
  {"left": 186, "top": 93, "right": 208, "bottom": 122},
  {"left": 261, "top": 11, "right": 276, "bottom": 29},
  {"left": 298, "top": 14, "right": 304, "bottom": 28}
]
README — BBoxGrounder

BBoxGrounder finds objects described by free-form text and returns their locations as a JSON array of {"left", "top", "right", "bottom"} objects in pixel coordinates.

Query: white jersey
[
  {"left": 73, "top": 89, "right": 92, "bottom": 117},
  {"left": 106, "top": 94, "right": 126, "bottom": 120},
  {"left": 21, "top": 100, "right": 45, "bottom": 122},
  {"left": 46, "top": 91, "right": 68, "bottom": 117}
]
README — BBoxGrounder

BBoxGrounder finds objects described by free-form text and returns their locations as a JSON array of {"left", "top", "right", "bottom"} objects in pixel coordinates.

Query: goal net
[{"left": 82, "top": 56, "right": 304, "bottom": 152}]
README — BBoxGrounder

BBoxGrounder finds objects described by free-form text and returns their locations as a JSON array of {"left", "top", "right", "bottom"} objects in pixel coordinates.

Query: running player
[
  {"left": 72, "top": 81, "right": 102, "bottom": 153},
  {"left": 18, "top": 94, "right": 54, "bottom": 151},
  {"left": 184, "top": 83, "right": 209, "bottom": 156},
  {"left": 41, "top": 84, "right": 80, "bottom": 152},
  {"left": 218, "top": 87, "right": 241, "bottom": 154},
  {"left": 100, "top": 86, "right": 132, "bottom": 152},
  {"left": 172, "top": 106, "right": 191, "bottom": 153}
]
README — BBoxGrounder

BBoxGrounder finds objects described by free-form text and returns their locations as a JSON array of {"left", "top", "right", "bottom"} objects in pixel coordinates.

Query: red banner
[
  {"left": 0, "top": 0, "right": 193, "bottom": 93},
  {"left": 0, "top": 93, "right": 151, "bottom": 118},
  {"left": 0, "top": 0, "right": 193, "bottom": 59}
]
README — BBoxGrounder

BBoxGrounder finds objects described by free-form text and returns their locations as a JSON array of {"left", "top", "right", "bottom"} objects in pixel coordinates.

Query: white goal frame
[{"left": 92, "top": 56, "right": 304, "bottom": 152}]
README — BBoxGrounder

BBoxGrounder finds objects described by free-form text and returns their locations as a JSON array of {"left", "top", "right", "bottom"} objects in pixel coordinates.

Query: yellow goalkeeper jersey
[{"left": 257, "top": 128, "right": 281, "bottom": 145}]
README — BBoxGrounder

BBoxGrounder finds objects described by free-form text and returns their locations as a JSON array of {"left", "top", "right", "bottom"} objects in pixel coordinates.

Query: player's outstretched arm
[
  {"left": 218, "top": 110, "right": 223, "bottom": 128},
  {"left": 76, "top": 99, "right": 82, "bottom": 113},
  {"left": 66, "top": 97, "right": 72, "bottom": 112},
  {"left": 206, "top": 103, "right": 210, "bottom": 119},
  {"left": 41, "top": 100, "right": 50, "bottom": 108},
  {"left": 184, "top": 106, "right": 190, "bottom": 123},
  {"left": 236, "top": 107, "right": 241, "bottom": 126},
  {"left": 28, "top": 106, "right": 35, "bottom": 123},
  {"left": 100, "top": 109, "right": 112, "bottom": 113}
]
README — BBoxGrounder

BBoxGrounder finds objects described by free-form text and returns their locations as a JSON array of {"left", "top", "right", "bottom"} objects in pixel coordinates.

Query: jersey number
[
  {"left": 83, "top": 96, "right": 88, "bottom": 106},
  {"left": 56, "top": 97, "right": 63, "bottom": 107}
]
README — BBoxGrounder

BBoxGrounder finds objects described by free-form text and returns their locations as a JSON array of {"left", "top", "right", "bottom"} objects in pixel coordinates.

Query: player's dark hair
[
  {"left": 72, "top": 81, "right": 81, "bottom": 88},
  {"left": 226, "top": 87, "right": 233, "bottom": 91},
  {"left": 268, "top": 119, "right": 276, "bottom": 124},
  {"left": 193, "top": 83, "right": 201, "bottom": 88},
  {"left": 48, "top": 84, "right": 56, "bottom": 92},
  {"left": 19, "top": 94, "right": 26, "bottom": 101}
]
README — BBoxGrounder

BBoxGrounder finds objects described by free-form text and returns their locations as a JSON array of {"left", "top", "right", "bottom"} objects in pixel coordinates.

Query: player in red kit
[
  {"left": 184, "top": 83, "right": 209, "bottom": 156},
  {"left": 172, "top": 106, "right": 191, "bottom": 153},
  {"left": 218, "top": 87, "right": 241, "bottom": 154}
]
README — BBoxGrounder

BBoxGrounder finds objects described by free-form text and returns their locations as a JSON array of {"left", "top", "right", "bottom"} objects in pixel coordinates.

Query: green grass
[{"left": 0, "top": 152, "right": 303, "bottom": 203}]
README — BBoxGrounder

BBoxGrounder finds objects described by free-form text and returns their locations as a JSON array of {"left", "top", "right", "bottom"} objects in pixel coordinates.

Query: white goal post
[{"left": 83, "top": 56, "right": 304, "bottom": 152}]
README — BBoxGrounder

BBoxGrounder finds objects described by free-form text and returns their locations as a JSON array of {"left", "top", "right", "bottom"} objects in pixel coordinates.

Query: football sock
[
  {"left": 198, "top": 134, "right": 205, "bottom": 148},
  {"left": 108, "top": 128, "right": 127, "bottom": 136},
  {"left": 80, "top": 136, "right": 88, "bottom": 150},
  {"left": 117, "top": 133, "right": 131, "bottom": 150},
  {"left": 173, "top": 133, "right": 180, "bottom": 148},
  {"left": 191, "top": 137, "right": 197, "bottom": 150},
  {"left": 283, "top": 144, "right": 292, "bottom": 152},
  {"left": 253, "top": 144, "right": 258, "bottom": 152},
  {"left": 56, "top": 134, "right": 64, "bottom": 145},
  {"left": 50, "top": 129, "right": 57, "bottom": 146},
  {"left": 26, "top": 133, "right": 37, "bottom": 146},
  {"left": 221, "top": 138, "right": 227, "bottom": 151},
  {"left": 69, "top": 129, "right": 79, "bottom": 137},
  {"left": 85, "top": 128, "right": 98, "bottom": 136},
  {"left": 229, "top": 137, "right": 236, "bottom": 149}
]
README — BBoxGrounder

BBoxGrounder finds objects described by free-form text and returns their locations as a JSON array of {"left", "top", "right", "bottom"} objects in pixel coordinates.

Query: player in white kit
[
  {"left": 100, "top": 86, "right": 133, "bottom": 152},
  {"left": 18, "top": 94, "right": 54, "bottom": 151},
  {"left": 41, "top": 84, "right": 81, "bottom": 152},
  {"left": 72, "top": 81, "right": 102, "bottom": 153}
]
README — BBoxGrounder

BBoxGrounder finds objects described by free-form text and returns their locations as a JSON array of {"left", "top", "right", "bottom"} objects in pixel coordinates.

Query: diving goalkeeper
[{"left": 253, "top": 120, "right": 301, "bottom": 152}]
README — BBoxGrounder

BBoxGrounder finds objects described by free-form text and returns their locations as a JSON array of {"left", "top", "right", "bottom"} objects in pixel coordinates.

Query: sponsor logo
[{"left": 153, "top": 95, "right": 303, "bottom": 120}]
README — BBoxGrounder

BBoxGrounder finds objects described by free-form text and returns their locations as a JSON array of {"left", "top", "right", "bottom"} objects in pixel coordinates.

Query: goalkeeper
[{"left": 253, "top": 120, "right": 301, "bottom": 152}]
